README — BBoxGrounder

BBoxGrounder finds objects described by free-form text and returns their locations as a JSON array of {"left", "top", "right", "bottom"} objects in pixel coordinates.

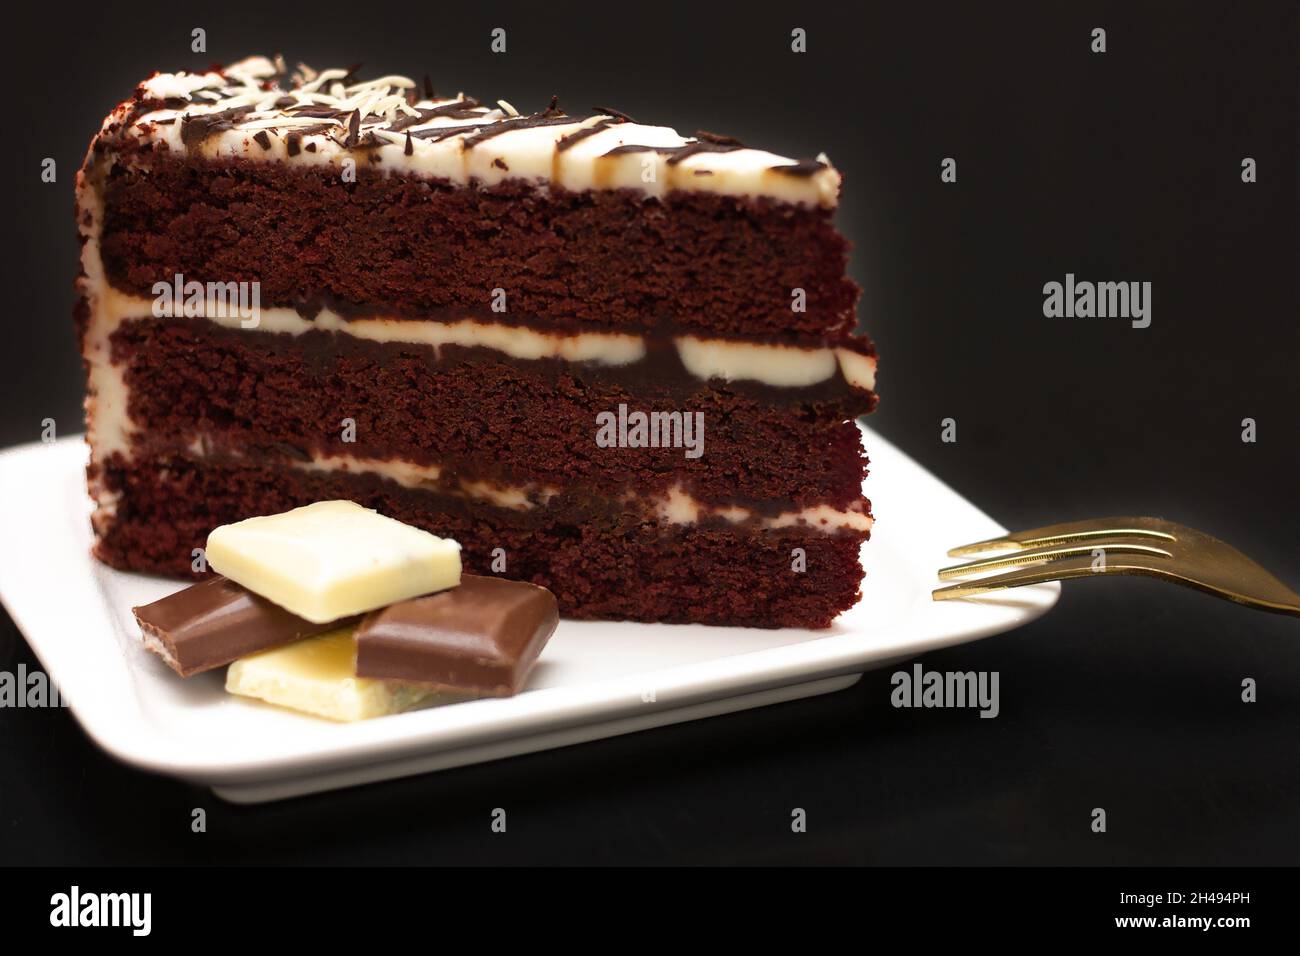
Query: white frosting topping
[{"left": 117, "top": 56, "right": 841, "bottom": 207}]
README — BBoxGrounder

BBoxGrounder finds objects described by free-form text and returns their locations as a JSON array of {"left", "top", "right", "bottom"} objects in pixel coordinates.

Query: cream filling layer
[
  {"left": 190, "top": 441, "right": 870, "bottom": 533},
  {"left": 98, "top": 286, "right": 879, "bottom": 388},
  {"left": 291, "top": 452, "right": 871, "bottom": 534}
]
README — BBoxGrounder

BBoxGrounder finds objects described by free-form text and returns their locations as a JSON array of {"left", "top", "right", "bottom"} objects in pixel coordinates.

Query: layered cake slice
[{"left": 76, "top": 56, "right": 878, "bottom": 628}]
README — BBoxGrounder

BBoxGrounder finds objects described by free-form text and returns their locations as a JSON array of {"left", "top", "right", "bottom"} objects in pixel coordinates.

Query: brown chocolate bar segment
[
  {"left": 132, "top": 576, "right": 345, "bottom": 677},
  {"left": 355, "top": 575, "right": 558, "bottom": 696}
]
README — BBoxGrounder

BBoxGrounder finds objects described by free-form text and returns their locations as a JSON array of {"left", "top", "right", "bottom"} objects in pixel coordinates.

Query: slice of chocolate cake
[{"left": 75, "top": 55, "right": 878, "bottom": 628}]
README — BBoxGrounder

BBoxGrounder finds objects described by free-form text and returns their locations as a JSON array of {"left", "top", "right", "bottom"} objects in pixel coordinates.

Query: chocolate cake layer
[
  {"left": 98, "top": 155, "right": 858, "bottom": 341},
  {"left": 94, "top": 453, "right": 869, "bottom": 629},
  {"left": 109, "top": 316, "right": 871, "bottom": 512}
]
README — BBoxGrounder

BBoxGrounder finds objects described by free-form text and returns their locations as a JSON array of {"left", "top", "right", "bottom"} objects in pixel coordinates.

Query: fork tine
[
  {"left": 933, "top": 554, "right": 1118, "bottom": 600},
  {"left": 946, "top": 517, "right": 1177, "bottom": 557},
  {"left": 939, "top": 540, "right": 1173, "bottom": 579}
]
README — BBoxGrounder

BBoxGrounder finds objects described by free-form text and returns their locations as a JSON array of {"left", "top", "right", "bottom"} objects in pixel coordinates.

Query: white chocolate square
[
  {"left": 226, "top": 628, "right": 437, "bottom": 722},
  {"left": 206, "top": 500, "right": 461, "bottom": 623}
]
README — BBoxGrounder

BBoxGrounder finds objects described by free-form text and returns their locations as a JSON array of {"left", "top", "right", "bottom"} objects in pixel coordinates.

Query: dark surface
[{"left": 1, "top": 1, "right": 1297, "bottom": 864}]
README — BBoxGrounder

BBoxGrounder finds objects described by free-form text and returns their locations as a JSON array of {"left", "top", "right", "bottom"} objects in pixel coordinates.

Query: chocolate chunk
[
  {"left": 355, "top": 575, "right": 558, "bottom": 696},
  {"left": 132, "top": 576, "right": 347, "bottom": 677}
]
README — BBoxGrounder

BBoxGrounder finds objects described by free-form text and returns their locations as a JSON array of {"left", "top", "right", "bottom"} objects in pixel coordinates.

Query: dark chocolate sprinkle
[
  {"left": 253, "top": 130, "right": 272, "bottom": 150},
  {"left": 404, "top": 132, "right": 413, "bottom": 156},
  {"left": 493, "top": 157, "right": 508, "bottom": 170}
]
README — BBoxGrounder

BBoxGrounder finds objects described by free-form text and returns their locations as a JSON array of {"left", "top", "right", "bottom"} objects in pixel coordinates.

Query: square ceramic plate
[{"left": 0, "top": 425, "right": 1057, "bottom": 803}]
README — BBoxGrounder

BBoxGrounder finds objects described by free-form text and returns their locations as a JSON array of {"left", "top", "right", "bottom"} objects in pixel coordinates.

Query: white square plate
[{"left": 0, "top": 425, "right": 1057, "bottom": 803}]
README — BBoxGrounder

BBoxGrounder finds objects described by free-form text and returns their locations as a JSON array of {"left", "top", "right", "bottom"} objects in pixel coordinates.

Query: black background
[{"left": 1, "top": 1, "right": 1297, "bottom": 865}]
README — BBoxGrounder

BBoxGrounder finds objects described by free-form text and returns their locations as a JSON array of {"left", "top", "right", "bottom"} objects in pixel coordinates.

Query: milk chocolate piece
[
  {"left": 133, "top": 576, "right": 344, "bottom": 677},
  {"left": 355, "top": 575, "right": 559, "bottom": 696}
]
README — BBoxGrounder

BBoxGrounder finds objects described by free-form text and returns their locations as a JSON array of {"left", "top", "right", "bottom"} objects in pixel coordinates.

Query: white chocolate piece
[
  {"left": 225, "top": 628, "right": 437, "bottom": 721},
  {"left": 205, "top": 500, "right": 461, "bottom": 623}
]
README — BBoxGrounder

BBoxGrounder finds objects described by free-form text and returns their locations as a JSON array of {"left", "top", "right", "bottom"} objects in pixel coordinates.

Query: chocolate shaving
[
  {"left": 601, "top": 144, "right": 659, "bottom": 157},
  {"left": 253, "top": 130, "right": 272, "bottom": 150},
  {"left": 339, "top": 62, "right": 364, "bottom": 87},
  {"left": 285, "top": 105, "right": 348, "bottom": 119},
  {"left": 600, "top": 136, "right": 746, "bottom": 165},
  {"left": 404, "top": 132, "right": 413, "bottom": 156},
  {"left": 769, "top": 159, "right": 827, "bottom": 177},
  {"left": 387, "top": 99, "right": 486, "bottom": 131},
  {"left": 665, "top": 135, "right": 746, "bottom": 165},
  {"left": 461, "top": 112, "right": 575, "bottom": 148},
  {"left": 180, "top": 105, "right": 255, "bottom": 147},
  {"left": 410, "top": 123, "right": 492, "bottom": 142},
  {"left": 694, "top": 130, "right": 745, "bottom": 146},
  {"left": 556, "top": 117, "right": 615, "bottom": 152},
  {"left": 592, "top": 105, "right": 636, "bottom": 123}
]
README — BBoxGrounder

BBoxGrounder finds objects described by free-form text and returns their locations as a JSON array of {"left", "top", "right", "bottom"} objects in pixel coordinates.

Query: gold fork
[{"left": 933, "top": 516, "right": 1300, "bottom": 616}]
